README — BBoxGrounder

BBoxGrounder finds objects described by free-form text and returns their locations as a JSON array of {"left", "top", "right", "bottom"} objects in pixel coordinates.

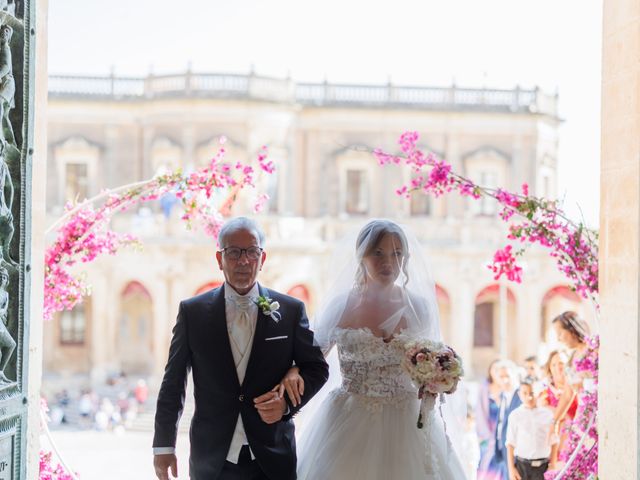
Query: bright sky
[{"left": 48, "top": 0, "right": 603, "bottom": 226}]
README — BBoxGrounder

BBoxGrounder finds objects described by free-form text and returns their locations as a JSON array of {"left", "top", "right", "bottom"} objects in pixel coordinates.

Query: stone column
[
  {"left": 599, "top": 0, "right": 640, "bottom": 477},
  {"left": 514, "top": 282, "right": 540, "bottom": 362},
  {"left": 151, "top": 274, "right": 171, "bottom": 384},
  {"left": 450, "top": 277, "right": 474, "bottom": 374},
  {"left": 151, "top": 259, "right": 185, "bottom": 386}
]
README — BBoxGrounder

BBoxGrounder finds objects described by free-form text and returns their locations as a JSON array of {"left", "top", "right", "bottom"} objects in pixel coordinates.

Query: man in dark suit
[
  {"left": 153, "top": 217, "right": 329, "bottom": 480},
  {"left": 494, "top": 361, "right": 523, "bottom": 480}
]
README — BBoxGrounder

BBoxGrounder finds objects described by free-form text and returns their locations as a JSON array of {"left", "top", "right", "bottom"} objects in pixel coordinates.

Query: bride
[{"left": 279, "top": 219, "right": 467, "bottom": 480}]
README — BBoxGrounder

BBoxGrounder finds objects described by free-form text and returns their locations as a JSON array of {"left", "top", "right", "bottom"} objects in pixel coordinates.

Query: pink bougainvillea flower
[
  {"left": 44, "top": 140, "right": 275, "bottom": 322},
  {"left": 373, "top": 131, "right": 598, "bottom": 304}
]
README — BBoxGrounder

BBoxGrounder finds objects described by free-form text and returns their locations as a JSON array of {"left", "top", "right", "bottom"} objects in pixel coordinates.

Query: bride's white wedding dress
[{"left": 297, "top": 327, "right": 467, "bottom": 480}]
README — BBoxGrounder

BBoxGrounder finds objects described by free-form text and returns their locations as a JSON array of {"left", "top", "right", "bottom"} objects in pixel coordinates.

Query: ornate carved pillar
[{"left": 0, "top": 0, "right": 41, "bottom": 477}]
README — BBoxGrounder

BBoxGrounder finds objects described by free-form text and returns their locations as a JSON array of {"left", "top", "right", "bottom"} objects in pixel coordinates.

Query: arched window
[
  {"left": 345, "top": 169, "right": 368, "bottom": 214},
  {"left": 59, "top": 300, "right": 89, "bottom": 345},
  {"left": 410, "top": 188, "right": 431, "bottom": 216},
  {"left": 336, "top": 150, "right": 374, "bottom": 216},
  {"left": 473, "top": 302, "right": 494, "bottom": 347},
  {"left": 472, "top": 284, "right": 518, "bottom": 376},
  {"left": 473, "top": 284, "right": 516, "bottom": 348},
  {"left": 53, "top": 136, "right": 100, "bottom": 207},
  {"left": 462, "top": 147, "right": 510, "bottom": 217}
]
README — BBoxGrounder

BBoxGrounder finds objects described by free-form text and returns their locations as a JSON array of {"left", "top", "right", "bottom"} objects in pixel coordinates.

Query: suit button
[{"left": 239, "top": 394, "right": 244, "bottom": 402}]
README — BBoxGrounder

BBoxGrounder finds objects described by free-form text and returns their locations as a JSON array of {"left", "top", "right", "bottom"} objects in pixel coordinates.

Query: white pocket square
[{"left": 265, "top": 335, "right": 288, "bottom": 341}]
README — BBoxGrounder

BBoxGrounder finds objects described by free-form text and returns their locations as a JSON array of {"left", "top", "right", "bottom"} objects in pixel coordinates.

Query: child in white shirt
[{"left": 506, "top": 380, "right": 558, "bottom": 480}]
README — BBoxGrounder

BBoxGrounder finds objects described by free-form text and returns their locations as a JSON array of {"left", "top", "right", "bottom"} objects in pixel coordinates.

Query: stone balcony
[{"left": 48, "top": 70, "right": 559, "bottom": 117}]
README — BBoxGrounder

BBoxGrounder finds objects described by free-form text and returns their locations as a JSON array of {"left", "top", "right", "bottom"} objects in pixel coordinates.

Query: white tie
[{"left": 231, "top": 297, "right": 254, "bottom": 357}]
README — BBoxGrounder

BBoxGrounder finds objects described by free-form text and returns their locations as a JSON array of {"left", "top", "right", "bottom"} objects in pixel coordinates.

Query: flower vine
[
  {"left": 44, "top": 138, "right": 274, "bottom": 322},
  {"left": 374, "top": 131, "right": 598, "bottom": 306}
]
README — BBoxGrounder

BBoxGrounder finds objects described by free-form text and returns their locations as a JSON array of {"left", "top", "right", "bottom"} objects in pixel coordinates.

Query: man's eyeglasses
[{"left": 219, "top": 246, "right": 263, "bottom": 261}]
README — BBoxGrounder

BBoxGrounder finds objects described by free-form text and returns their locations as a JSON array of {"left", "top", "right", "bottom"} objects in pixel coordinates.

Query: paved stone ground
[
  {"left": 45, "top": 430, "right": 191, "bottom": 479},
  {"left": 46, "top": 357, "right": 345, "bottom": 480}
]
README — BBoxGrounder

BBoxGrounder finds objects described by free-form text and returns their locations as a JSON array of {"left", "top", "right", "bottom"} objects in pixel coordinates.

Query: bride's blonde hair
[{"left": 354, "top": 219, "right": 410, "bottom": 290}]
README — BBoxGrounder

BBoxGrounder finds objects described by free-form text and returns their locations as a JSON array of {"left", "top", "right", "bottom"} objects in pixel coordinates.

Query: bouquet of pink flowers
[{"left": 401, "top": 338, "right": 464, "bottom": 428}]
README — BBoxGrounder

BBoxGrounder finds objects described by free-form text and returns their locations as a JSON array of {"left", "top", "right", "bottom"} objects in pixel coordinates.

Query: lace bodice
[{"left": 332, "top": 328, "right": 416, "bottom": 402}]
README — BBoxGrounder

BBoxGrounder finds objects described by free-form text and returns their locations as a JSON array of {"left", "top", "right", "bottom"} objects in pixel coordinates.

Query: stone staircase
[
  {"left": 129, "top": 380, "right": 196, "bottom": 433},
  {"left": 128, "top": 396, "right": 194, "bottom": 433}
]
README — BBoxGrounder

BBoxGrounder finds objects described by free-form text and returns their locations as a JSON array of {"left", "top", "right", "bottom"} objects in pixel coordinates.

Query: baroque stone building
[{"left": 43, "top": 71, "right": 589, "bottom": 388}]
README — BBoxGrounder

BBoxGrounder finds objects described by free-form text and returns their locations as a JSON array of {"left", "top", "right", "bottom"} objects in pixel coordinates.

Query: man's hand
[
  {"left": 254, "top": 389, "right": 287, "bottom": 424},
  {"left": 276, "top": 366, "right": 304, "bottom": 407},
  {"left": 153, "top": 453, "right": 178, "bottom": 480},
  {"left": 509, "top": 467, "right": 522, "bottom": 480}
]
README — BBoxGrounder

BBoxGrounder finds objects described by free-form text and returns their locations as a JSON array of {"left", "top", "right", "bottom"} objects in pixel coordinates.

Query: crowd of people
[
  {"left": 472, "top": 311, "right": 597, "bottom": 480},
  {"left": 46, "top": 377, "right": 149, "bottom": 433}
]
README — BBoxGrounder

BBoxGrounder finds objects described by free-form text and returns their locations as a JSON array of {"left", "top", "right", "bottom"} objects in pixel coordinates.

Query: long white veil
[
  {"left": 314, "top": 219, "right": 442, "bottom": 348},
  {"left": 300, "top": 219, "right": 468, "bottom": 463}
]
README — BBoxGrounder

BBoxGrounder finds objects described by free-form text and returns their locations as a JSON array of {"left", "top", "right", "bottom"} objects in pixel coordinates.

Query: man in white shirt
[
  {"left": 506, "top": 380, "right": 558, "bottom": 480},
  {"left": 153, "top": 217, "right": 329, "bottom": 480}
]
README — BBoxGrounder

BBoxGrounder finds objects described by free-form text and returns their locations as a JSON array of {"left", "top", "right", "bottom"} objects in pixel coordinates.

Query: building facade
[{"left": 43, "top": 71, "right": 588, "bottom": 389}]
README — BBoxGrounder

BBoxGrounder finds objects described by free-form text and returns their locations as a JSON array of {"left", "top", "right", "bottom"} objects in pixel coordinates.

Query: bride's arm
[
  {"left": 550, "top": 384, "right": 576, "bottom": 435},
  {"left": 277, "top": 342, "right": 334, "bottom": 406},
  {"left": 277, "top": 366, "right": 304, "bottom": 407}
]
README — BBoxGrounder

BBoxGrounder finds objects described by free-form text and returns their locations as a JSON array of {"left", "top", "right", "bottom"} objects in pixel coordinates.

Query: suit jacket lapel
[
  {"left": 210, "top": 285, "right": 240, "bottom": 389},
  {"left": 242, "top": 284, "right": 268, "bottom": 387}
]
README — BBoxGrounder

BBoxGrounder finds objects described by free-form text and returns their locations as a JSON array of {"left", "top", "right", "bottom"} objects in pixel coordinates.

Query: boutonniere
[{"left": 255, "top": 295, "right": 281, "bottom": 323}]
